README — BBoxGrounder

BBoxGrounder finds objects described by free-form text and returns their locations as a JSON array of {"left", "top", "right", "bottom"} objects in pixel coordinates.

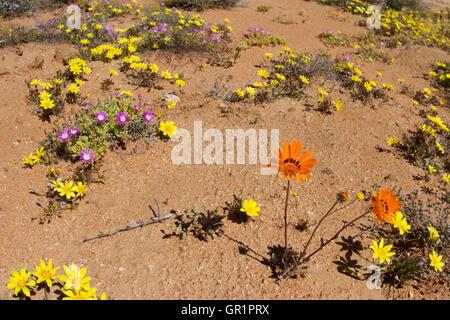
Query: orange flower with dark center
[
  {"left": 267, "top": 140, "right": 317, "bottom": 183},
  {"left": 370, "top": 188, "right": 401, "bottom": 224}
]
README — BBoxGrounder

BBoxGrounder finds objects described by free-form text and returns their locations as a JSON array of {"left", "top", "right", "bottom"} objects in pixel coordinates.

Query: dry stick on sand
[{"left": 83, "top": 199, "right": 173, "bottom": 242}]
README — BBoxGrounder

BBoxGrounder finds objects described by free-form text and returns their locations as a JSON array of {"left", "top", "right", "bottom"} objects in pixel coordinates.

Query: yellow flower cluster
[
  {"left": 39, "top": 93, "right": 54, "bottom": 109},
  {"left": 161, "top": 70, "right": 172, "bottom": 79},
  {"left": 419, "top": 123, "right": 437, "bottom": 137},
  {"left": 7, "top": 260, "right": 106, "bottom": 300},
  {"left": 91, "top": 44, "right": 123, "bottom": 60},
  {"left": 121, "top": 54, "right": 185, "bottom": 88},
  {"left": 120, "top": 90, "right": 133, "bottom": 96},
  {"left": 30, "top": 79, "right": 58, "bottom": 110},
  {"left": 417, "top": 113, "right": 448, "bottom": 156},
  {"left": 176, "top": 79, "right": 186, "bottom": 87},
  {"left": 368, "top": 198, "right": 445, "bottom": 272},
  {"left": 345, "top": 0, "right": 449, "bottom": 47},
  {"left": 68, "top": 58, "right": 91, "bottom": 76},
  {"left": 22, "top": 147, "right": 45, "bottom": 166},
  {"left": 317, "top": 87, "right": 329, "bottom": 103},
  {"left": 122, "top": 55, "right": 141, "bottom": 64},
  {"left": 130, "top": 62, "right": 148, "bottom": 70},
  {"left": 257, "top": 69, "right": 270, "bottom": 79},
  {"left": 88, "top": 0, "right": 138, "bottom": 17},
  {"left": 364, "top": 80, "right": 377, "bottom": 92},
  {"left": 426, "top": 225, "right": 445, "bottom": 271},
  {"left": 380, "top": 8, "right": 448, "bottom": 47},
  {"left": 235, "top": 49, "right": 310, "bottom": 100},
  {"left": 53, "top": 180, "right": 88, "bottom": 200},
  {"left": 427, "top": 115, "right": 449, "bottom": 132}
]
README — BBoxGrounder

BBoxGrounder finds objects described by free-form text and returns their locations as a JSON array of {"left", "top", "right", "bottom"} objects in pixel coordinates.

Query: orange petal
[
  {"left": 295, "top": 174, "right": 303, "bottom": 183},
  {"left": 292, "top": 141, "right": 303, "bottom": 159},
  {"left": 298, "top": 149, "right": 314, "bottom": 163},
  {"left": 300, "top": 158, "right": 317, "bottom": 168}
]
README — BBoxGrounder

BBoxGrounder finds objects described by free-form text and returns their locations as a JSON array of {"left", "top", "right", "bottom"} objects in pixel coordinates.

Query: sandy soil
[{"left": 0, "top": 0, "right": 448, "bottom": 300}]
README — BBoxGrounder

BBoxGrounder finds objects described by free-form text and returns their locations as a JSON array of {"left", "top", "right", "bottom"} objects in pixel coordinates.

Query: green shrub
[
  {"left": 0, "top": 16, "right": 69, "bottom": 48},
  {"left": 231, "top": 49, "right": 338, "bottom": 103},
  {"left": 318, "top": 30, "right": 350, "bottom": 47},
  {"left": 257, "top": 4, "right": 271, "bottom": 13},
  {"left": 238, "top": 26, "right": 286, "bottom": 49},
  {"left": 0, "top": 0, "right": 71, "bottom": 18},
  {"left": 126, "top": 7, "right": 233, "bottom": 66},
  {"left": 386, "top": 0, "right": 423, "bottom": 11},
  {"left": 168, "top": 207, "right": 224, "bottom": 241},
  {"left": 163, "top": 0, "right": 241, "bottom": 10},
  {"left": 41, "top": 95, "right": 156, "bottom": 164}
]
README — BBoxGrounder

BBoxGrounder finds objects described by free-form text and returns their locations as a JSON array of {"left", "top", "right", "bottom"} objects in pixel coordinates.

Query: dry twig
[{"left": 83, "top": 199, "right": 173, "bottom": 242}]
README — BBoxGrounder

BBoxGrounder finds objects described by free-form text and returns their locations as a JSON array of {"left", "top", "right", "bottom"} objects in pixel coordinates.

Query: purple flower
[
  {"left": 81, "top": 100, "right": 92, "bottom": 107},
  {"left": 58, "top": 127, "right": 72, "bottom": 142},
  {"left": 70, "top": 127, "right": 80, "bottom": 137},
  {"left": 116, "top": 112, "right": 130, "bottom": 125},
  {"left": 380, "top": 41, "right": 385, "bottom": 46},
  {"left": 80, "top": 148, "right": 95, "bottom": 163},
  {"left": 143, "top": 110, "right": 154, "bottom": 124},
  {"left": 134, "top": 104, "right": 141, "bottom": 110},
  {"left": 105, "top": 25, "right": 114, "bottom": 37},
  {"left": 95, "top": 111, "right": 108, "bottom": 123}
]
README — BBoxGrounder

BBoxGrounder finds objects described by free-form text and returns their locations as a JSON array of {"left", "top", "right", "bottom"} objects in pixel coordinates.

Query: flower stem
[
  {"left": 284, "top": 180, "right": 290, "bottom": 252},
  {"left": 300, "top": 208, "right": 371, "bottom": 263},
  {"left": 299, "top": 198, "right": 358, "bottom": 260},
  {"left": 300, "top": 199, "right": 339, "bottom": 259}
]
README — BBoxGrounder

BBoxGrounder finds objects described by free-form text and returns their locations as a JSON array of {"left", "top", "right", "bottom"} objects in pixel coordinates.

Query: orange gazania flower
[
  {"left": 267, "top": 140, "right": 317, "bottom": 182},
  {"left": 370, "top": 188, "right": 401, "bottom": 224}
]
